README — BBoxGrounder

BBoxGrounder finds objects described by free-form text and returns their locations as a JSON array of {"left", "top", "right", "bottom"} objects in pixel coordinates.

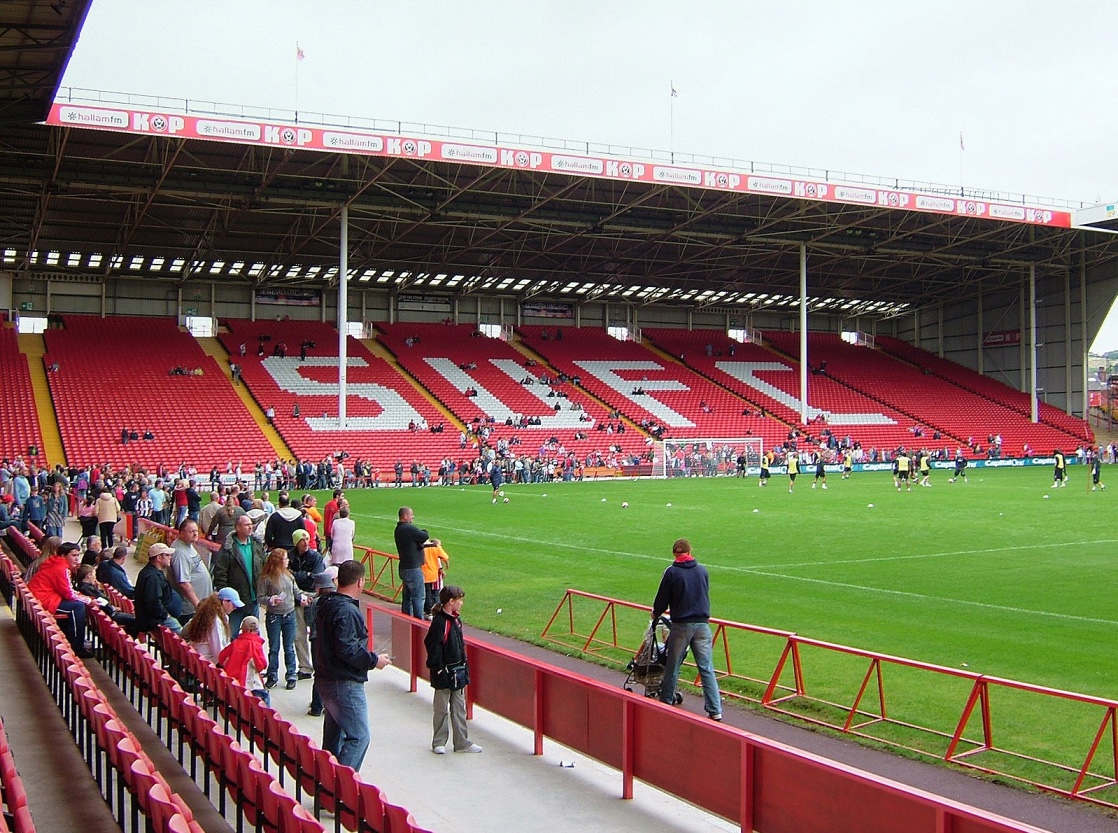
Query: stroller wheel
[
  {"left": 624, "top": 685, "right": 633, "bottom": 692},
  {"left": 673, "top": 692, "right": 683, "bottom": 705}
]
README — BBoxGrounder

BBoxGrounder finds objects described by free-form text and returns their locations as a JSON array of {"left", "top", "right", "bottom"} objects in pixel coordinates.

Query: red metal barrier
[
  {"left": 541, "top": 588, "right": 1118, "bottom": 810},
  {"left": 378, "top": 600, "right": 1050, "bottom": 833},
  {"left": 355, "top": 545, "right": 401, "bottom": 603}
]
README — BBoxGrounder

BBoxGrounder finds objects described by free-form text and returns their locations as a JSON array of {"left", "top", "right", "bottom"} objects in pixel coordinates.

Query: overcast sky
[{"left": 58, "top": 0, "right": 1118, "bottom": 349}]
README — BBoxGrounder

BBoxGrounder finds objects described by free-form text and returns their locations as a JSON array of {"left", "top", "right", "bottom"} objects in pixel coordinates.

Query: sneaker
[
  {"left": 457, "top": 743, "right": 483, "bottom": 753},
  {"left": 307, "top": 708, "right": 323, "bottom": 717},
  {"left": 75, "top": 648, "right": 96, "bottom": 660},
  {"left": 709, "top": 713, "right": 723, "bottom": 722},
  {"left": 264, "top": 677, "right": 278, "bottom": 689},
  {"left": 432, "top": 746, "right": 446, "bottom": 755},
  {"left": 297, "top": 671, "right": 313, "bottom": 680},
  {"left": 821, "top": 484, "right": 827, "bottom": 490},
  {"left": 811, "top": 483, "right": 816, "bottom": 489},
  {"left": 286, "top": 679, "right": 297, "bottom": 690}
]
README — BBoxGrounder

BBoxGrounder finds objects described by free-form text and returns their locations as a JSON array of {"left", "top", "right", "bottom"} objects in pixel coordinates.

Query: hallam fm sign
[{"left": 47, "top": 103, "right": 1072, "bottom": 229}]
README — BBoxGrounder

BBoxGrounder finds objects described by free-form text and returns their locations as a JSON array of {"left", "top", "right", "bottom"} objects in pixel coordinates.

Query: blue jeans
[
  {"left": 399, "top": 567, "right": 424, "bottom": 619},
  {"left": 266, "top": 611, "right": 297, "bottom": 683},
  {"left": 160, "top": 615, "right": 183, "bottom": 634},
  {"left": 318, "top": 679, "right": 370, "bottom": 769},
  {"left": 659, "top": 621, "right": 723, "bottom": 718}
]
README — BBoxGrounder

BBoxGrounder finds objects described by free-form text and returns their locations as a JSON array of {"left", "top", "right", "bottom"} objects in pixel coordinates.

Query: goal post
[{"left": 656, "top": 437, "right": 765, "bottom": 478}]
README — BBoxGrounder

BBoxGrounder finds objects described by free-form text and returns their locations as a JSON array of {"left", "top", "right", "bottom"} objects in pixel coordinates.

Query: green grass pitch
[{"left": 335, "top": 466, "right": 1117, "bottom": 788}]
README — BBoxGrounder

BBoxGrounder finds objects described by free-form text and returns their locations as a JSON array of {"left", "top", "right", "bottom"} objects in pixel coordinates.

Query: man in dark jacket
[
  {"left": 264, "top": 491, "right": 304, "bottom": 550},
  {"left": 650, "top": 538, "right": 722, "bottom": 721},
  {"left": 312, "top": 560, "right": 389, "bottom": 769},
  {"left": 95, "top": 545, "right": 135, "bottom": 599},
  {"left": 134, "top": 543, "right": 182, "bottom": 633},
  {"left": 394, "top": 506, "right": 440, "bottom": 619},
  {"left": 288, "top": 527, "right": 325, "bottom": 678},
  {"left": 212, "top": 514, "right": 266, "bottom": 634}
]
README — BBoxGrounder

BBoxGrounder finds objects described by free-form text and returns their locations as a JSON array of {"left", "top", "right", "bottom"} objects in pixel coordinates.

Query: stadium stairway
[
  {"left": 17, "top": 332, "right": 66, "bottom": 466},
  {"left": 360, "top": 337, "right": 466, "bottom": 432},
  {"left": 196, "top": 336, "right": 294, "bottom": 460}
]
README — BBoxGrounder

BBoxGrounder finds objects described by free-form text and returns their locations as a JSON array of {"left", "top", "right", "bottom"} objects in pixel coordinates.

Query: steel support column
[
  {"left": 800, "top": 243, "right": 808, "bottom": 425},
  {"left": 1029, "top": 264, "right": 1038, "bottom": 423},
  {"left": 338, "top": 205, "right": 349, "bottom": 428},
  {"left": 1065, "top": 267, "right": 1072, "bottom": 416},
  {"left": 976, "top": 282, "right": 984, "bottom": 375},
  {"left": 1080, "top": 242, "right": 1089, "bottom": 420}
]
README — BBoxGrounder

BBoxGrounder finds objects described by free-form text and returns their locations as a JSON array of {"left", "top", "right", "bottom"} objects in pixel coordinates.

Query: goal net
[{"left": 654, "top": 437, "right": 765, "bottom": 478}]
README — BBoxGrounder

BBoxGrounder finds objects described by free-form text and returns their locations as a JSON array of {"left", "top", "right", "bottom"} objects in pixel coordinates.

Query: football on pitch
[
  {"left": 503, "top": 497, "right": 509, "bottom": 503},
  {"left": 621, "top": 501, "right": 629, "bottom": 508}
]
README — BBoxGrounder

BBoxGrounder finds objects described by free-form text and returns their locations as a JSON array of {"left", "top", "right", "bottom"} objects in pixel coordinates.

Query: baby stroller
[{"left": 623, "top": 615, "right": 683, "bottom": 703}]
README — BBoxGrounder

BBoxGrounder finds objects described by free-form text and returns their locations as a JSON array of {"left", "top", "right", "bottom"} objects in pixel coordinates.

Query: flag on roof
[
  {"left": 296, "top": 43, "right": 305, "bottom": 61},
  {"left": 959, "top": 132, "right": 965, "bottom": 151},
  {"left": 670, "top": 82, "right": 678, "bottom": 98}
]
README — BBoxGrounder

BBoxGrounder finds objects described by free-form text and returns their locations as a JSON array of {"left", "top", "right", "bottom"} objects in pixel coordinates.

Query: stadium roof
[
  {"left": 3, "top": 26, "right": 1118, "bottom": 321},
  {"left": 0, "top": 0, "right": 91, "bottom": 125}
]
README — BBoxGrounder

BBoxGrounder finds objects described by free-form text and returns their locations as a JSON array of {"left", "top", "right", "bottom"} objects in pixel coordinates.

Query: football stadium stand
[
  {"left": 761, "top": 331, "right": 1091, "bottom": 456},
  {"left": 12, "top": 315, "right": 1096, "bottom": 474},
  {"left": 42, "top": 316, "right": 275, "bottom": 469},
  {"left": 0, "top": 327, "right": 46, "bottom": 466},
  {"left": 874, "top": 336, "right": 1092, "bottom": 442},
  {"left": 643, "top": 328, "right": 940, "bottom": 455},
  {"left": 517, "top": 325, "right": 777, "bottom": 444},
  {"left": 219, "top": 319, "right": 462, "bottom": 472},
  {"left": 374, "top": 321, "right": 648, "bottom": 464}
]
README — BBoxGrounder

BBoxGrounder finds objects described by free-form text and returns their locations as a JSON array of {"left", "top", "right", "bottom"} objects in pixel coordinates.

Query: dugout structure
[{"left": 658, "top": 437, "right": 763, "bottom": 478}]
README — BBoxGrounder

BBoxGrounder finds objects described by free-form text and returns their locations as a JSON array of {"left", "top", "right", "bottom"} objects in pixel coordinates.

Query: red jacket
[
  {"left": 218, "top": 632, "right": 267, "bottom": 686},
  {"left": 323, "top": 500, "right": 338, "bottom": 539},
  {"left": 27, "top": 554, "right": 76, "bottom": 613}
]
